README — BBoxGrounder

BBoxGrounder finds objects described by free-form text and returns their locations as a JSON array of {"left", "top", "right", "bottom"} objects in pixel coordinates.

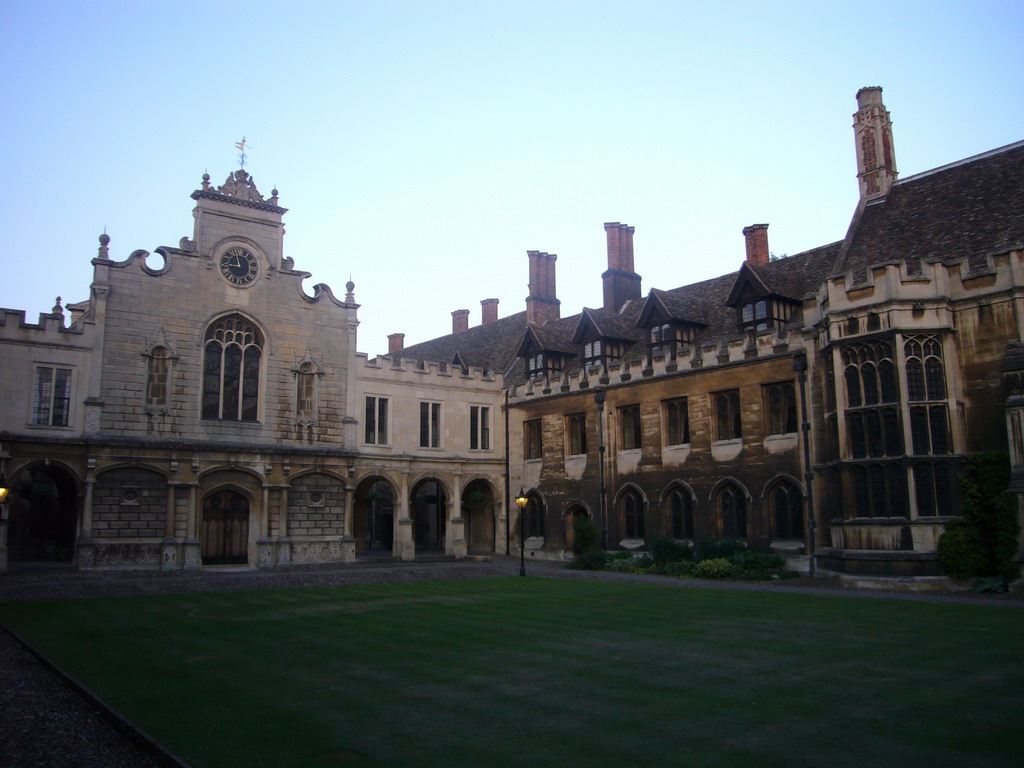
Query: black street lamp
[
  {"left": 515, "top": 488, "right": 529, "bottom": 577},
  {"left": 0, "top": 474, "right": 9, "bottom": 523}
]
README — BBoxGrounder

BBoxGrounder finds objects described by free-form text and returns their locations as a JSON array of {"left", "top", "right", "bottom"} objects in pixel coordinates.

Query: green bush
[
  {"left": 658, "top": 560, "right": 697, "bottom": 578},
  {"left": 730, "top": 550, "right": 785, "bottom": 573},
  {"left": 937, "top": 519, "right": 984, "bottom": 580},
  {"left": 572, "top": 516, "right": 600, "bottom": 554},
  {"left": 605, "top": 557, "right": 641, "bottom": 573},
  {"left": 937, "top": 453, "right": 1021, "bottom": 585},
  {"left": 650, "top": 536, "right": 693, "bottom": 564},
  {"left": 694, "top": 536, "right": 747, "bottom": 562},
  {"left": 569, "top": 551, "right": 610, "bottom": 571},
  {"left": 692, "top": 558, "right": 739, "bottom": 579},
  {"left": 633, "top": 554, "right": 653, "bottom": 570}
]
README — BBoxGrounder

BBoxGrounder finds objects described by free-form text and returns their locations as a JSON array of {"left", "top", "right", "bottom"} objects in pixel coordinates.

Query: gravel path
[{"left": 1, "top": 557, "right": 1020, "bottom": 767}]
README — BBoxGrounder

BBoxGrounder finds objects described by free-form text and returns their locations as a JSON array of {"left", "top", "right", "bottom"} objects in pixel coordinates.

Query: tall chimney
[
  {"left": 452, "top": 309, "right": 470, "bottom": 334},
  {"left": 742, "top": 224, "right": 770, "bottom": 265},
  {"left": 388, "top": 333, "right": 405, "bottom": 354},
  {"left": 526, "top": 250, "right": 560, "bottom": 325},
  {"left": 854, "top": 86, "right": 898, "bottom": 201},
  {"left": 481, "top": 298, "right": 499, "bottom": 325},
  {"left": 602, "top": 222, "right": 642, "bottom": 312}
]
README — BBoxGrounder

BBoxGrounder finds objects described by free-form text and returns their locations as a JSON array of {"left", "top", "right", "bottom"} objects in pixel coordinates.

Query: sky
[{"left": 2, "top": 1, "right": 1022, "bottom": 357}]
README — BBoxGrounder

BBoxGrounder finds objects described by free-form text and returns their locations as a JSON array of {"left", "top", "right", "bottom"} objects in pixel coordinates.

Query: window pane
[
  {"left": 925, "top": 358, "right": 946, "bottom": 401},
  {"left": 33, "top": 367, "right": 53, "bottom": 425},
  {"left": 52, "top": 367, "right": 72, "bottom": 426},
  {"left": 365, "top": 397, "right": 377, "bottom": 443},
  {"left": 203, "top": 344, "right": 221, "bottom": 419},
  {"left": 241, "top": 347, "right": 260, "bottom": 421},
  {"left": 470, "top": 406, "right": 479, "bottom": 450},
  {"left": 929, "top": 406, "right": 949, "bottom": 454}
]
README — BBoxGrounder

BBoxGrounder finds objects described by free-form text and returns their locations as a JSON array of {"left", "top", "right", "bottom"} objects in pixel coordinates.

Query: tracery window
[
  {"left": 764, "top": 382, "right": 797, "bottom": 435},
  {"left": 202, "top": 315, "right": 262, "bottom": 421},
  {"left": 295, "top": 362, "right": 316, "bottom": 423},
  {"left": 620, "top": 405, "right": 642, "bottom": 451},
  {"left": 912, "top": 461, "right": 956, "bottom": 517},
  {"left": 852, "top": 463, "right": 908, "bottom": 518},
  {"left": 772, "top": 481, "right": 803, "bottom": 539},
  {"left": 904, "top": 335, "right": 950, "bottom": 456},
  {"left": 669, "top": 487, "right": 694, "bottom": 539},
  {"left": 716, "top": 483, "right": 747, "bottom": 539},
  {"left": 523, "top": 494, "right": 545, "bottom": 539},
  {"left": 525, "top": 419, "right": 543, "bottom": 460},
  {"left": 621, "top": 489, "right": 645, "bottom": 539},
  {"left": 566, "top": 413, "right": 587, "bottom": 456},
  {"left": 714, "top": 390, "right": 742, "bottom": 440},
  {"left": 664, "top": 398, "right": 690, "bottom": 446},
  {"left": 842, "top": 341, "right": 901, "bottom": 458}
]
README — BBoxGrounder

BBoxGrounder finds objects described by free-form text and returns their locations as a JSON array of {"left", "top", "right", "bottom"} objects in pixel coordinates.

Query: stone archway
[
  {"left": 8, "top": 465, "right": 78, "bottom": 563},
  {"left": 563, "top": 504, "right": 591, "bottom": 555},
  {"left": 411, "top": 479, "right": 446, "bottom": 551},
  {"left": 352, "top": 477, "right": 395, "bottom": 555},
  {"left": 462, "top": 479, "right": 495, "bottom": 555},
  {"left": 201, "top": 489, "right": 250, "bottom": 565}
]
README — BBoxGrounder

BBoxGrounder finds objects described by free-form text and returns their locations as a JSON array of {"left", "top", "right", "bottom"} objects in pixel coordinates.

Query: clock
[{"left": 219, "top": 246, "right": 259, "bottom": 286}]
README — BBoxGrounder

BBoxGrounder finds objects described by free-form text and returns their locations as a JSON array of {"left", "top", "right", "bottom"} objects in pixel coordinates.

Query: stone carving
[
  {"left": 291, "top": 540, "right": 343, "bottom": 563},
  {"left": 93, "top": 543, "right": 161, "bottom": 566},
  {"left": 179, "top": 237, "right": 196, "bottom": 252},
  {"left": 217, "top": 169, "right": 265, "bottom": 203}
]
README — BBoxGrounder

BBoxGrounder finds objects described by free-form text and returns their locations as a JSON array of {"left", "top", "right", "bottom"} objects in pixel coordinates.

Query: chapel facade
[{"left": 2, "top": 87, "right": 1022, "bottom": 582}]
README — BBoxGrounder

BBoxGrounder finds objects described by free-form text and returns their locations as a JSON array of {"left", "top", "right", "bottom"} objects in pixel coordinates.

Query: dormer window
[
  {"left": 649, "top": 322, "right": 696, "bottom": 356},
  {"left": 527, "top": 352, "right": 563, "bottom": 382},
  {"left": 738, "top": 297, "right": 793, "bottom": 332},
  {"left": 583, "top": 340, "right": 602, "bottom": 363},
  {"left": 582, "top": 339, "right": 622, "bottom": 371}
]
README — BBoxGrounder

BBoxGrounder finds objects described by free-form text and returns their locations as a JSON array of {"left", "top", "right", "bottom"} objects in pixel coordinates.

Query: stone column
[
  {"left": 449, "top": 474, "right": 467, "bottom": 559},
  {"left": 183, "top": 484, "right": 201, "bottom": 569},
  {"left": 395, "top": 472, "right": 415, "bottom": 560}
]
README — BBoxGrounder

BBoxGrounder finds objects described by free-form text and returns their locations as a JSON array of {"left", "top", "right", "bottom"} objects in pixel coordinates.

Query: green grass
[{"left": 2, "top": 578, "right": 1023, "bottom": 768}]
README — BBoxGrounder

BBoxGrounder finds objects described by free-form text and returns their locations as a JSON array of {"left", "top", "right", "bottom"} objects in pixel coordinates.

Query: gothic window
[
  {"left": 716, "top": 483, "right": 747, "bottom": 539},
  {"left": 620, "top": 405, "right": 642, "bottom": 451},
  {"left": 365, "top": 395, "right": 389, "bottom": 445},
  {"left": 32, "top": 366, "right": 72, "bottom": 426},
  {"left": 904, "top": 336, "right": 950, "bottom": 455},
  {"left": 913, "top": 461, "right": 956, "bottom": 517},
  {"left": 714, "top": 390, "right": 742, "bottom": 440},
  {"left": 525, "top": 419, "right": 543, "bottom": 460},
  {"left": 852, "top": 463, "right": 908, "bottom": 518},
  {"left": 843, "top": 341, "right": 902, "bottom": 458},
  {"left": 772, "top": 481, "right": 803, "bottom": 540},
  {"left": 145, "top": 347, "right": 170, "bottom": 408},
  {"left": 764, "top": 382, "right": 797, "bottom": 435},
  {"left": 470, "top": 405, "right": 490, "bottom": 450},
  {"left": 566, "top": 413, "right": 587, "bottom": 456},
  {"left": 523, "top": 493, "right": 545, "bottom": 539},
  {"left": 664, "top": 398, "right": 690, "bottom": 446},
  {"left": 621, "top": 489, "right": 645, "bottom": 539},
  {"left": 669, "top": 487, "right": 694, "bottom": 539},
  {"left": 419, "top": 401, "right": 441, "bottom": 448},
  {"left": 202, "top": 315, "right": 262, "bottom": 421}
]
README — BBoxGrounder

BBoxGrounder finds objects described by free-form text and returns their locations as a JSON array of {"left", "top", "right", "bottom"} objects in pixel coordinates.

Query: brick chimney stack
[
  {"left": 388, "top": 333, "right": 405, "bottom": 354},
  {"left": 526, "top": 250, "right": 560, "bottom": 326},
  {"left": 602, "top": 222, "right": 642, "bottom": 312},
  {"left": 742, "top": 224, "right": 770, "bottom": 265},
  {"left": 452, "top": 309, "right": 470, "bottom": 334},
  {"left": 854, "top": 86, "right": 898, "bottom": 201},
  {"left": 481, "top": 298, "right": 499, "bottom": 325}
]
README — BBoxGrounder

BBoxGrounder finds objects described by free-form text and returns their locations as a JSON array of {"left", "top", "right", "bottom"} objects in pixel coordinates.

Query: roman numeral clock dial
[{"left": 219, "top": 246, "right": 259, "bottom": 286}]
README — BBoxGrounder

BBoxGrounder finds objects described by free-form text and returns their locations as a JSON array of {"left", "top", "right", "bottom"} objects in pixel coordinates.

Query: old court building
[{"left": 1, "top": 87, "right": 1022, "bottom": 580}]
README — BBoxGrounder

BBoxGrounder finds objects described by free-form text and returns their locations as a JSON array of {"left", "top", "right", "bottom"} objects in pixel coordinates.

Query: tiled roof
[
  {"left": 398, "top": 310, "right": 530, "bottom": 376},
  {"left": 836, "top": 141, "right": 1024, "bottom": 276}
]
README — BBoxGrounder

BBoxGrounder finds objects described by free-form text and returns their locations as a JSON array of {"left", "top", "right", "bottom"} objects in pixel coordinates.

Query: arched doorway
[
  {"left": 353, "top": 477, "right": 395, "bottom": 554},
  {"left": 462, "top": 479, "right": 495, "bottom": 555},
  {"left": 563, "top": 504, "right": 591, "bottom": 554},
  {"left": 411, "top": 479, "right": 446, "bottom": 551},
  {"left": 8, "top": 465, "right": 78, "bottom": 563},
  {"left": 201, "top": 489, "right": 250, "bottom": 565}
]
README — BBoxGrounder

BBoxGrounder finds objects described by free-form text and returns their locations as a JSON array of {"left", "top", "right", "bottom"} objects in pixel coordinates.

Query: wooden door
[{"left": 201, "top": 490, "right": 249, "bottom": 564}]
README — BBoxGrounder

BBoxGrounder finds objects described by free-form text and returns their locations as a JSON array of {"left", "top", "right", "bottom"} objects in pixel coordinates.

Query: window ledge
[
  {"left": 711, "top": 438, "right": 743, "bottom": 462},
  {"left": 763, "top": 434, "right": 798, "bottom": 453}
]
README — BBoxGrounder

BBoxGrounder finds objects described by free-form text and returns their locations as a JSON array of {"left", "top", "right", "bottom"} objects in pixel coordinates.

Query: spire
[{"left": 853, "top": 87, "right": 898, "bottom": 201}]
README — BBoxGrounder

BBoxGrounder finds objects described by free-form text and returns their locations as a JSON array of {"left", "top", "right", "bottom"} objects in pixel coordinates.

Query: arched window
[
  {"left": 621, "top": 489, "right": 645, "bottom": 539},
  {"left": 716, "top": 483, "right": 747, "bottom": 539},
  {"left": 524, "top": 494, "right": 545, "bottom": 539},
  {"left": 203, "top": 315, "right": 263, "bottom": 421},
  {"left": 771, "top": 482, "right": 803, "bottom": 540},
  {"left": 904, "top": 335, "right": 950, "bottom": 455},
  {"left": 669, "top": 487, "right": 694, "bottom": 539},
  {"left": 295, "top": 362, "right": 316, "bottom": 423}
]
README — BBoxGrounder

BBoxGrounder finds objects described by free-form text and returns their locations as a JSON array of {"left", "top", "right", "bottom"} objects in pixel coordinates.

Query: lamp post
[
  {"left": 595, "top": 390, "right": 608, "bottom": 551},
  {"left": 515, "top": 488, "right": 529, "bottom": 577},
  {"left": 792, "top": 352, "right": 816, "bottom": 577},
  {"left": 0, "top": 474, "right": 9, "bottom": 572}
]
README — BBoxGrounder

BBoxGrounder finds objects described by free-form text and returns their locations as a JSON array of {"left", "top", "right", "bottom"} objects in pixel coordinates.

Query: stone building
[{"left": 2, "top": 86, "right": 1022, "bottom": 582}]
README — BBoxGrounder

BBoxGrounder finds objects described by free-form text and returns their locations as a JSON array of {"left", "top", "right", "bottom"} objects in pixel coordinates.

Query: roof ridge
[{"left": 896, "top": 139, "right": 1024, "bottom": 186}]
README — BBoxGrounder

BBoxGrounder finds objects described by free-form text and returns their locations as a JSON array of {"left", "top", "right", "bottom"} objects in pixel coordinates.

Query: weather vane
[{"left": 235, "top": 137, "right": 251, "bottom": 169}]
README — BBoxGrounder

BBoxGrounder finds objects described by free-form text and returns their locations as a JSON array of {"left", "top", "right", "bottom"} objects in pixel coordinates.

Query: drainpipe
[
  {"left": 595, "top": 389, "right": 608, "bottom": 551},
  {"left": 503, "top": 389, "right": 511, "bottom": 555},
  {"left": 793, "top": 351, "right": 816, "bottom": 576}
]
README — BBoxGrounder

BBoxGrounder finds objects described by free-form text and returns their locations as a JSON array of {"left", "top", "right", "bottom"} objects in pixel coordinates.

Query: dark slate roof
[
  {"left": 640, "top": 288, "right": 710, "bottom": 326},
  {"left": 836, "top": 141, "right": 1024, "bottom": 276},
  {"left": 398, "top": 310, "right": 530, "bottom": 375},
  {"left": 572, "top": 307, "right": 644, "bottom": 344}
]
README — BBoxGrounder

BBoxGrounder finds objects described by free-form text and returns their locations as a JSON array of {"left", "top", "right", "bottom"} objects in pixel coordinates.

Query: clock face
[{"left": 219, "top": 246, "right": 259, "bottom": 286}]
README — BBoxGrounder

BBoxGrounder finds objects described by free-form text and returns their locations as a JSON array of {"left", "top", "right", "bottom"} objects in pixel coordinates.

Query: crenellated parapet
[
  {"left": 357, "top": 352, "right": 502, "bottom": 386},
  {"left": 0, "top": 306, "right": 91, "bottom": 344}
]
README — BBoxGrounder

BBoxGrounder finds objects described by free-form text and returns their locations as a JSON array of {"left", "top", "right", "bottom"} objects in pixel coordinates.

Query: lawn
[{"left": 1, "top": 578, "right": 1022, "bottom": 768}]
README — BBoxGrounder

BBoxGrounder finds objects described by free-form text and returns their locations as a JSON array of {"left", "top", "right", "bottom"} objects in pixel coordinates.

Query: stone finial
[
  {"left": 201, "top": 172, "right": 211, "bottom": 191},
  {"left": 345, "top": 279, "right": 356, "bottom": 303},
  {"left": 98, "top": 233, "right": 110, "bottom": 259},
  {"left": 52, "top": 296, "right": 64, "bottom": 316}
]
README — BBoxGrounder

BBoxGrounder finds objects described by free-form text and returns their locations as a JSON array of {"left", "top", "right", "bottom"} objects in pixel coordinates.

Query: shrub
[
  {"left": 572, "top": 516, "right": 600, "bottom": 554},
  {"left": 606, "top": 557, "right": 641, "bottom": 573},
  {"left": 569, "top": 551, "right": 610, "bottom": 571},
  {"left": 694, "top": 536, "right": 747, "bottom": 562},
  {"left": 633, "top": 554, "right": 653, "bottom": 570},
  {"left": 659, "top": 560, "right": 697, "bottom": 578},
  {"left": 692, "top": 558, "right": 739, "bottom": 579},
  {"left": 937, "top": 519, "right": 984, "bottom": 580},
  {"left": 937, "top": 453, "right": 1021, "bottom": 585},
  {"left": 730, "top": 550, "right": 785, "bottom": 575},
  {"left": 650, "top": 536, "right": 693, "bottom": 564}
]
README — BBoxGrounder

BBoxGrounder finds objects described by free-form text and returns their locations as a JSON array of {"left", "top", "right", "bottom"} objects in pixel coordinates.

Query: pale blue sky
[{"left": 2, "top": 0, "right": 1021, "bottom": 355}]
